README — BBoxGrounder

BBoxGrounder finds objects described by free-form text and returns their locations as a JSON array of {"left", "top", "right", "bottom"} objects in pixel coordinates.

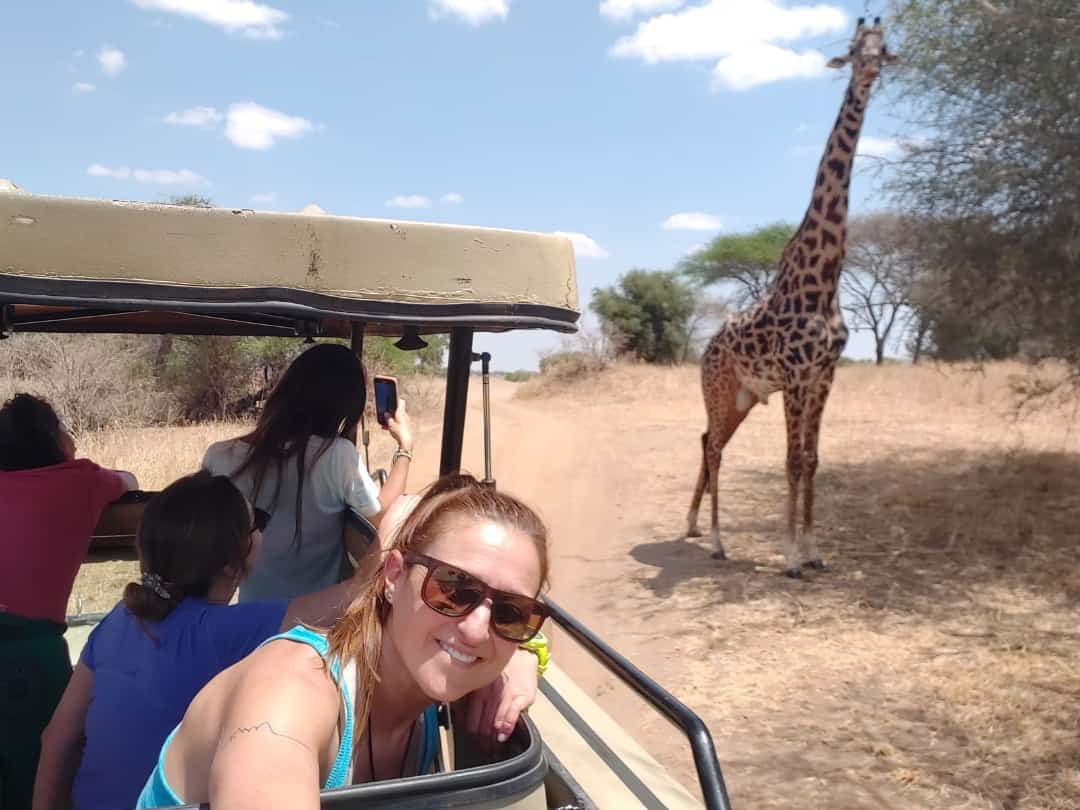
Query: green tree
[
  {"left": 169, "top": 194, "right": 212, "bottom": 207},
  {"left": 886, "top": 0, "right": 1080, "bottom": 372},
  {"left": 363, "top": 334, "right": 447, "bottom": 377},
  {"left": 590, "top": 270, "right": 696, "bottom": 364},
  {"left": 679, "top": 223, "right": 793, "bottom": 309}
]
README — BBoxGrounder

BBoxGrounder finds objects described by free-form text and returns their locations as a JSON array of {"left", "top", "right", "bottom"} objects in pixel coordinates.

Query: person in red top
[{"left": 0, "top": 393, "right": 137, "bottom": 810}]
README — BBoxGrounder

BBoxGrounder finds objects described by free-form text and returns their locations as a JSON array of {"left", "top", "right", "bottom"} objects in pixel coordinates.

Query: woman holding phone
[{"left": 202, "top": 343, "right": 415, "bottom": 602}]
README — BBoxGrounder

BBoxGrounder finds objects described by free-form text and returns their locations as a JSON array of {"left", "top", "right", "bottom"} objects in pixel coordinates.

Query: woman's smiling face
[{"left": 383, "top": 517, "right": 543, "bottom": 703}]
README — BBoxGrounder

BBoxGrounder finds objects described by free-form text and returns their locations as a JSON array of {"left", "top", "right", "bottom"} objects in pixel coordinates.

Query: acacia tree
[
  {"left": 840, "top": 214, "right": 921, "bottom": 364},
  {"left": 886, "top": 0, "right": 1080, "bottom": 373},
  {"left": 590, "top": 270, "right": 696, "bottom": 363},
  {"left": 679, "top": 223, "right": 793, "bottom": 309}
]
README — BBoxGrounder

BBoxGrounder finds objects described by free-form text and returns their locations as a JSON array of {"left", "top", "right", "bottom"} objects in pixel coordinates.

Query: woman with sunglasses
[
  {"left": 134, "top": 473, "right": 551, "bottom": 809},
  {"left": 34, "top": 471, "right": 383, "bottom": 810},
  {"left": 0, "top": 393, "right": 138, "bottom": 810},
  {"left": 202, "top": 342, "right": 417, "bottom": 603}
]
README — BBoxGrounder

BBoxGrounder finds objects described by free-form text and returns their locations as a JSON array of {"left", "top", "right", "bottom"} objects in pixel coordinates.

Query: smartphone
[{"left": 373, "top": 375, "right": 398, "bottom": 428}]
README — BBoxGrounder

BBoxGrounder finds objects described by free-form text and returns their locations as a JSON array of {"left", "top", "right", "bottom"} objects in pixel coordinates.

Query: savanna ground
[{"left": 68, "top": 362, "right": 1080, "bottom": 809}]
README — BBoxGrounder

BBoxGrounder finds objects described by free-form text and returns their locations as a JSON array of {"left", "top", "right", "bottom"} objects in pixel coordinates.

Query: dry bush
[
  {"left": 0, "top": 334, "right": 179, "bottom": 431},
  {"left": 515, "top": 326, "right": 614, "bottom": 399},
  {"left": 394, "top": 373, "right": 444, "bottom": 419}
]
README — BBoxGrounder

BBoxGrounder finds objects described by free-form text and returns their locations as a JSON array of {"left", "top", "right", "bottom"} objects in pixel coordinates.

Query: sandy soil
[{"left": 70, "top": 363, "right": 1080, "bottom": 809}]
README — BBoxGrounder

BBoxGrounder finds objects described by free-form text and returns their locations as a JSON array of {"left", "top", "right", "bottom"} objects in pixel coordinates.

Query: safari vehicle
[{"left": 0, "top": 187, "right": 732, "bottom": 810}]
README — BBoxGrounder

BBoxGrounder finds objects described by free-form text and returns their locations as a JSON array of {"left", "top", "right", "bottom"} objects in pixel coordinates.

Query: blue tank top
[{"left": 136, "top": 625, "right": 439, "bottom": 808}]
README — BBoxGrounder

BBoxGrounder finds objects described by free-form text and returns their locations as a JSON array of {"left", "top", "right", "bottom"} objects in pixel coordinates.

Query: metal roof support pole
[
  {"left": 439, "top": 327, "right": 474, "bottom": 476},
  {"left": 349, "top": 322, "right": 371, "bottom": 468}
]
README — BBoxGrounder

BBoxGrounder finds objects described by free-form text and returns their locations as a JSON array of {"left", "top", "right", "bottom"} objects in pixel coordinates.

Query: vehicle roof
[{"left": 0, "top": 186, "right": 579, "bottom": 338}]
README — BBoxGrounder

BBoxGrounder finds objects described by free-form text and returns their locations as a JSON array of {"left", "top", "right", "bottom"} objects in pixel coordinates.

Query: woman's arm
[
  {"left": 112, "top": 469, "right": 138, "bottom": 491},
  {"left": 373, "top": 398, "right": 415, "bottom": 519},
  {"left": 33, "top": 663, "right": 94, "bottom": 810},
  {"left": 280, "top": 567, "right": 367, "bottom": 631},
  {"left": 205, "top": 643, "right": 340, "bottom": 810}
]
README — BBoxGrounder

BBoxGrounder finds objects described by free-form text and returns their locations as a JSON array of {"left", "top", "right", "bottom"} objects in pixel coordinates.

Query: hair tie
[{"left": 141, "top": 572, "right": 176, "bottom": 601}]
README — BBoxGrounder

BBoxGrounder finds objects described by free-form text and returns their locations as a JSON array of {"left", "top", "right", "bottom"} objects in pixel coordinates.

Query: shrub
[
  {"left": 502, "top": 370, "right": 536, "bottom": 382},
  {"left": 0, "top": 333, "right": 177, "bottom": 431}
]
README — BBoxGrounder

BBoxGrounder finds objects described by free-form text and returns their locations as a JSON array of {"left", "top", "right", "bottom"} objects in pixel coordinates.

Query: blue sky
[{"left": 1, "top": 0, "right": 907, "bottom": 370}]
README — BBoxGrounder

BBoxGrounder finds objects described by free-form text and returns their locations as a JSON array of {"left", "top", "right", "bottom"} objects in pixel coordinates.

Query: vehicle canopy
[{"left": 0, "top": 188, "right": 579, "bottom": 339}]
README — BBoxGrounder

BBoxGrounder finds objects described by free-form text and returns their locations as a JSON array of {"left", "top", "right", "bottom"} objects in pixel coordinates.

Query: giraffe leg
[
  {"left": 705, "top": 379, "right": 750, "bottom": 560},
  {"left": 706, "top": 431, "right": 725, "bottom": 559},
  {"left": 782, "top": 389, "right": 805, "bottom": 578},
  {"left": 686, "top": 431, "right": 708, "bottom": 538},
  {"left": 800, "top": 380, "right": 833, "bottom": 572}
]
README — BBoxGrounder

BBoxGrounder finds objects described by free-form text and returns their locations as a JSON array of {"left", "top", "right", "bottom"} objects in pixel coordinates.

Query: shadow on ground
[{"left": 628, "top": 449, "right": 1080, "bottom": 624}]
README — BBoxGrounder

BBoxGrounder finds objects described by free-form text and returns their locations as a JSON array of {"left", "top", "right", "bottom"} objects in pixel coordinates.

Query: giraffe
[{"left": 686, "top": 18, "right": 896, "bottom": 578}]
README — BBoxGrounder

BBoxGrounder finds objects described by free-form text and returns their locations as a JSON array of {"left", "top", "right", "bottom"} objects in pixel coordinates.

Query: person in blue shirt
[
  {"left": 33, "top": 471, "right": 541, "bottom": 810},
  {"left": 134, "top": 473, "right": 551, "bottom": 809}
]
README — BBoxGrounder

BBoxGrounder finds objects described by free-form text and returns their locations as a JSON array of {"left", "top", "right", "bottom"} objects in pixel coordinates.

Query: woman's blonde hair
[{"left": 326, "top": 473, "right": 549, "bottom": 737}]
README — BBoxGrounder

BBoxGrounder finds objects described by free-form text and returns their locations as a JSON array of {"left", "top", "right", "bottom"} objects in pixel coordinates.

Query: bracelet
[
  {"left": 392, "top": 447, "right": 413, "bottom": 462},
  {"left": 519, "top": 630, "right": 550, "bottom": 679}
]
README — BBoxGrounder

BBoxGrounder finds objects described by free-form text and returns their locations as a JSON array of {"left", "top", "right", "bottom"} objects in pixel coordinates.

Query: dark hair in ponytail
[
  {"left": 0, "top": 393, "right": 66, "bottom": 471},
  {"left": 124, "top": 471, "right": 255, "bottom": 623}
]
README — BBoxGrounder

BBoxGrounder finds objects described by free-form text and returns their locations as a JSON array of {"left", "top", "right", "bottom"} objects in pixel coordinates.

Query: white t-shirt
[{"left": 201, "top": 437, "right": 380, "bottom": 602}]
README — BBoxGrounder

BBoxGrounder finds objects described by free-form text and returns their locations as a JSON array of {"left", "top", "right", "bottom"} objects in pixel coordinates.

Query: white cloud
[
  {"left": 251, "top": 191, "right": 277, "bottom": 204},
  {"left": 661, "top": 212, "right": 725, "bottom": 231},
  {"left": 441, "top": 192, "right": 464, "bottom": 204},
  {"left": 130, "top": 0, "right": 288, "bottom": 39},
  {"left": 225, "top": 102, "right": 314, "bottom": 149},
  {"left": 316, "top": 16, "right": 342, "bottom": 29},
  {"left": 554, "top": 231, "right": 610, "bottom": 259},
  {"left": 87, "top": 163, "right": 206, "bottom": 185},
  {"left": 600, "top": 0, "right": 684, "bottom": 21},
  {"left": 712, "top": 42, "right": 827, "bottom": 90},
  {"left": 98, "top": 46, "right": 126, "bottom": 75},
  {"left": 73, "top": 82, "right": 96, "bottom": 93},
  {"left": 164, "top": 106, "right": 223, "bottom": 127},
  {"left": 856, "top": 135, "right": 902, "bottom": 159},
  {"left": 610, "top": 0, "right": 847, "bottom": 90},
  {"left": 73, "top": 49, "right": 86, "bottom": 58},
  {"left": 385, "top": 195, "right": 432, "bottom": 209},
  {"left": 428, "top": 0, "right": 509, "bottom": 25}
]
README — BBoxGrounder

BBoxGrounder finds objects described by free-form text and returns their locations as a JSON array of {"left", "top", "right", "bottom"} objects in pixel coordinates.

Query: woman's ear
[{"left": 383, "top": 549, "right": 405, "bottom": 604}]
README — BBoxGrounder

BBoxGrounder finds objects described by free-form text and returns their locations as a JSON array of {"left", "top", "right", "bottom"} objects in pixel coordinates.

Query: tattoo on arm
[{"left": 224, "top": 722, "right": 312, "bottom": 753}]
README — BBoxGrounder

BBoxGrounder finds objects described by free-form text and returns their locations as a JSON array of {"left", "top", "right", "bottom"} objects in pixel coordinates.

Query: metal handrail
[{"left": 543, "top": 597, "right": 733, "bottom": 810}]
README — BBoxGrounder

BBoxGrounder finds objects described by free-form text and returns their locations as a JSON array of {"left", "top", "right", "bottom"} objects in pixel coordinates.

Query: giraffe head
[{"left": 827, "top": 17, "right": 897, "bottom": 83}]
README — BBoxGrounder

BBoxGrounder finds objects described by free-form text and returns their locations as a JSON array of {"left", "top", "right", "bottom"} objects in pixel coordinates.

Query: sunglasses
[
  {"left": 403, "top": 551, "right": 548, "bottom": 643},
  {"left": 252, "top": 508, "right": 271, "bottom": 533}
]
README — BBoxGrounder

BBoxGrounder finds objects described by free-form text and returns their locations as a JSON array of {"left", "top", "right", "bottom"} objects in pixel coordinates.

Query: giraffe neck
[
  {"left": 771, "top": 74, "right": 875, "bottom": 299},
  {"left": 809, "top": 73, "right": 873, "bottom": 229}
]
